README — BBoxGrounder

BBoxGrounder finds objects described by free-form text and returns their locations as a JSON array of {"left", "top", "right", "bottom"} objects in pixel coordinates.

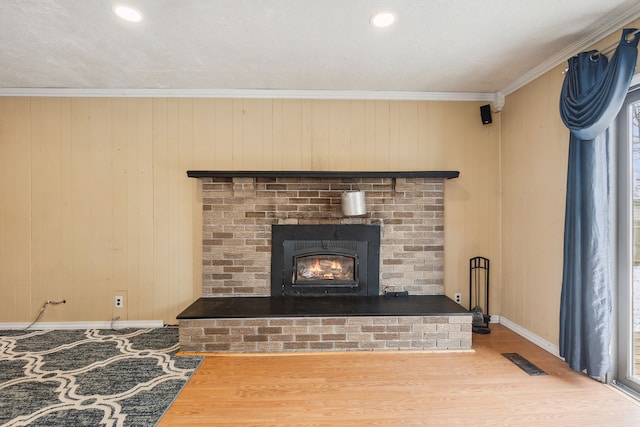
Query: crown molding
[
  {"left": 0, "top": 87, "right": 497, "bottom": 102},
  {"left": 500, "top": 3, "right": 640, "bottom": 96}
]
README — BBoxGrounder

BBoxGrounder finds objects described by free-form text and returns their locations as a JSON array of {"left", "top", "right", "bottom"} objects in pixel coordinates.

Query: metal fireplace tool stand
[{"left": 469, "top": 256, "right": 491, "bottom": 334}]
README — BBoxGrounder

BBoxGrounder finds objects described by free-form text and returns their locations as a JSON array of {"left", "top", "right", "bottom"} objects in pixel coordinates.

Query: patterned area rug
[{"left": 0, "top": 328, "right": 202, "bottom": 426}]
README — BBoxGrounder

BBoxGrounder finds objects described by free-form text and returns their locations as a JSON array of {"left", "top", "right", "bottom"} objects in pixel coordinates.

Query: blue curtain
[{"left": 559, "top": 28, "right": 638, "bottom": 377}]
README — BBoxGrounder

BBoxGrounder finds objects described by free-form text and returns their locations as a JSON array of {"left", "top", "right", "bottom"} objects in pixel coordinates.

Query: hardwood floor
[{"left": 160, "top": 325, "right": 640, "bottom": 426}]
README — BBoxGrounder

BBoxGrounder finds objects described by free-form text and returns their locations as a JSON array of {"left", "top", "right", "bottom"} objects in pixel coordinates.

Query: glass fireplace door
[{"left": 294, "top": 254, "right": 356, "bottom": 285}]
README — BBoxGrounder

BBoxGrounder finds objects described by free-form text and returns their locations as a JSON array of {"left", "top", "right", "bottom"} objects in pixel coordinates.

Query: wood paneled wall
[
  {"left": 500, "top": 70, "right": 568, "bottom": 345},
  {"left": 0, "top": 97, "right": 499, "bottom": 324},
  {"left": 499, "top": 18, "right": 640, "bottom": 346}
]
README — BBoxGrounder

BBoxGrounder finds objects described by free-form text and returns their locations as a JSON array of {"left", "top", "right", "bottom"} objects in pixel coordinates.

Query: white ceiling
[{"left": 1, "top": 0, "right": 640, "bottom": 99}]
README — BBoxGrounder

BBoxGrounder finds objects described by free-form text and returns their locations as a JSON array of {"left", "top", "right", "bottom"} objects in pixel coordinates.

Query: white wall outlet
[
  {"left": 114, "top": 295, "right": 124, "bottom": 308},
  {"left": 454, "top": 293, "right": 462, "bottom": 304}
]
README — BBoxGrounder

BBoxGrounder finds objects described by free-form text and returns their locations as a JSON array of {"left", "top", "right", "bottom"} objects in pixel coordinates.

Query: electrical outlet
[
  {"left": 454, "top": 293, "right": 462, "bottom": 304},
  {"left": 112, "top": 291, "right": 128, "bottom": 320}
]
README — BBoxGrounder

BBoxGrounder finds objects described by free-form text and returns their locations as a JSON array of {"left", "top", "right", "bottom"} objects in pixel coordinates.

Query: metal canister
[{"left": 341, "top": 190, "right": 366, "bottom": 216}]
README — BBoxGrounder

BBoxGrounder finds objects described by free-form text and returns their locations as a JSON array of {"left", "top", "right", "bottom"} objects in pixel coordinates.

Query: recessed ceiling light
[
  {"left": 370, "top": 12, "right": 395, "bottom": 28},
  {"left": 113, "top": 4, "right": 143, "bottom": 22}
]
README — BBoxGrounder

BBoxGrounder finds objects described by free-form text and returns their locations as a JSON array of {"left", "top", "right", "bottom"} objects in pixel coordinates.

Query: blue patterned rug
[{"left": 0, "top": 328, "right": 202, "bottom": 426}]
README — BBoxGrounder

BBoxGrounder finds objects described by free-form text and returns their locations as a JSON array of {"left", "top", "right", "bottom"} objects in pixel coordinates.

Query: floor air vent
[{"left": 501, "top": 353, "right": 548, "bottom": 376}]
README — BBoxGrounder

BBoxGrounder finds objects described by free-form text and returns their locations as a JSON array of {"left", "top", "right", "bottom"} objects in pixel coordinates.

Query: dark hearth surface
[{"left": 177, "top": 295, "right": 470, "bottom": 319}]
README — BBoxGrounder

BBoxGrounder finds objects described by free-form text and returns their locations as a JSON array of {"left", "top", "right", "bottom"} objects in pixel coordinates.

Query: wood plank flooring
[{"left": 160, "top": 325, "right": 640, "bottom": 426}]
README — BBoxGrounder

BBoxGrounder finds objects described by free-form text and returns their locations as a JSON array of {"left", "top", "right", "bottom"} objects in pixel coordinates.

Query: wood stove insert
[{"left": 271, "top": 225, "right": 380, "bottom": 296}]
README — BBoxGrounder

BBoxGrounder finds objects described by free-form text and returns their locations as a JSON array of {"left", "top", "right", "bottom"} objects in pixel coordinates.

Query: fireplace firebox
[{"left": 271, "top": 225, "right": 380, "bottom": 296}]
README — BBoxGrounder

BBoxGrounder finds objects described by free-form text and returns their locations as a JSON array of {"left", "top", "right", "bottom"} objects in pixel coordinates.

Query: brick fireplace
[
  {"left": 178, "top": 171, "right": 472, "bottom": 353},
  {"left": 199, "top": 174, "right": 448, "bottom": 296}
]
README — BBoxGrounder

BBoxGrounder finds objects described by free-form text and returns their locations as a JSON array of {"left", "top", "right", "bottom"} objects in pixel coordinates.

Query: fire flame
[
  {"left": 298, "top": 256, "right": 352, "bottom": 281},
  {"left": 311, "top": 258, "right": 322, "bottom": 273}
]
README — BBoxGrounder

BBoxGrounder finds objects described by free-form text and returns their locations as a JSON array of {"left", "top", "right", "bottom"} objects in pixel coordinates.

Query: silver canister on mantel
[{"left": 341, "top": 190, "right": 366, "bottom": 216}]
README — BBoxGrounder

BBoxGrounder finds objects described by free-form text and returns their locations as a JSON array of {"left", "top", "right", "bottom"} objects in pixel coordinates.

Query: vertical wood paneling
[
  {"left": 454, "top": 102, "right": 501, "bottom": 314},
  {"left": 501, "top": 67, "right": 568, "bottom": 343},
  {"left": 329, "top": 101, "right": 350, "bottom": 170},
  {"left": 31, "top": 98, "right": 64, "bottom": 319},
  {"left": 271, "top": 99, "right": 285, "bottom": 169},
  {"left": 0, "top": 98, "right": 32, "bottom": 321},
  {"left": 501, "top": 89, "right": 524, "bottom": 326},
  {"left": 262, "top": 99, "right": 274, "bottom": 170},
  {"left": 90, "top": 99, "right": 115, "bottom": 319},
  {"left": 422, "top": 102, "right": 446, "bottom": 168},
  {"left": 390, "top": 101, "right": 419, "bottom": 169},
  {"left": 59, "top": 98, "right": 73, "bottom": 320},
  {"left": 111, "top": 98, "right": 129, "bottom": 320},
  {"left": 402, "top": 101, "right": 420, "bottom": 169},
  {"left": 349, "top": 101, "right": 366, "bottom": 170},
  {"left": 389, "top": 101, "right": 400, "bottom": 169},
  {"left": 69, "top": 98, "right": 93, "bottom": 320},
  {"left": 301, "top": 100, "right": 314, "bottom": 169},
  {"left": 124, "top": 99, "right": 140, "bottom": 320},
  {"left": 0, "top": 96, "right": 500, "bottom": 325},
  {"left": 177, "top": 99, "right": 197, "bottom": 314},
  {"left": 242, "top": 99, "right": 264, "bottom": 169},
  {"left": 363, "top": 102, "right": 377, "bottom": 169},
  {"left": 442, "top": 101, "right": 470, "bottom": 301},
  {"left": 526, "top": 72, "right": 565, "bottom": 338},
  {"left": 39, "top": 98, "right": 72, "bottom": 321},
  {"left": 165, "top": 99, "right": 181, "bottom": 322},
  {"left": 374, "top": 101, "right": 390, "bottom": 169},
  {"left": 135, "top": 99, "right": 155, "bottom": 320},
  {"left": 277, "top": 100, "right": 300, "bottom": 168},
  {"left": 191, "top": 99, "right": 215, "bottom": 170},
  {"left": 232, "top": 99, "right": 244, "bottom": 169},
  {"left": 311, "top": 101, "right": 330, "bottom": 170},
  {"left": 214, "top": 99, "right": 233, "bottom": 167},
  {"left": 152, "top": 98, "right": 170, "bottom": 321}
]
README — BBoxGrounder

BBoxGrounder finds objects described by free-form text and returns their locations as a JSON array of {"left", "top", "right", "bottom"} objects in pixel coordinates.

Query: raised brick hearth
[
  {"left": 178, "top": 172, "right": 472, "bottom": 353},
  {"left": 179, "top": 315, "right": 471, "bottom": 353},
  {"left": 178, "top": 295, "right": 472, "bottom": 352}
]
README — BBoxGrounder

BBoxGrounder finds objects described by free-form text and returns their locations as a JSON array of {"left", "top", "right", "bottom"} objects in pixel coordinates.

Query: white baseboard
[
  {"left": 498, "top": 316, "right": 561, "bottom": 358},
  {"left": 0, "top": 320, "right": 164, "bottom": 330}
]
